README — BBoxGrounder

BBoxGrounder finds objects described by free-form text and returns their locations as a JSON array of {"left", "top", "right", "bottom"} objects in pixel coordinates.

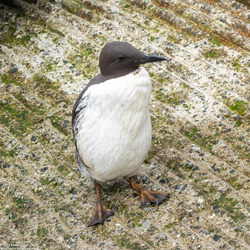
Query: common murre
[{"left": 72, "top": 41, "right": 167, "bottom": 226}]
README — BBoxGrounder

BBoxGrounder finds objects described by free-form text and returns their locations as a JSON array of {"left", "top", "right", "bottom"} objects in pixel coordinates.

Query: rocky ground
[{"left": 0, "top": 0, "right": 249, "bottom": 249}]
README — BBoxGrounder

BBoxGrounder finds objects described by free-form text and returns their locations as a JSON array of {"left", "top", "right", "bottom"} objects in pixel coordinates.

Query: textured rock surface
[{"left": 0, "top": 0, "right": 249, "bottom": 249}]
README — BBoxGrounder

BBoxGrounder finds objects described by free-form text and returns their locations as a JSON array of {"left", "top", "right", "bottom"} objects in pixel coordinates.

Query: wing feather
[{"left": 72, "top": 73, "right": 107, "bottom": 175}]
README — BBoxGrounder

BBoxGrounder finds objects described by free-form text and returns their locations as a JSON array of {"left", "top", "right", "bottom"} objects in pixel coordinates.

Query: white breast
[{"left": 76, "top": 67, "right": 152, "bottom": 182}]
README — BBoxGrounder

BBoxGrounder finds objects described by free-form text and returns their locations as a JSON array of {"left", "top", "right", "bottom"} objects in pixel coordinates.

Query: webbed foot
[
  {"left": 129, "top": 176, "right": 169, "bottom": 207},
  {"left": 88, "top": 183, "right": 114, "bottom": 227}
]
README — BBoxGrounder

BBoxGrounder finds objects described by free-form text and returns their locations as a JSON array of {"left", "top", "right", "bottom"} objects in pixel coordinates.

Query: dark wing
[
  {"left": 72, "top": 73, "right": 107, "bottom": 172},
  {"left": 72, "top": 89, "right": 90, "bottom": 172},
  {"left": 72, "top": 73, "right": 107, "bottom": 130},
  {"left": 72, "top": 92, "right": 89, "bottom": 138}
]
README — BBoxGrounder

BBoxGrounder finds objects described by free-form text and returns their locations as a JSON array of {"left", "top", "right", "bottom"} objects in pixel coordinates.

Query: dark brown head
[{"left": 99, "top": 41, "right": 166, "bottom": 78}]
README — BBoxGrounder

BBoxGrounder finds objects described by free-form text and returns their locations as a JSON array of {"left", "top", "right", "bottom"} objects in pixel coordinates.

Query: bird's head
[{"left": 99, "top": 41, "right": 166, "bottom": 78}]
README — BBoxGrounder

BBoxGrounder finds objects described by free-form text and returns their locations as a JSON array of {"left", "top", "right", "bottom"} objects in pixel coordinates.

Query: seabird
[{"left": 72, "top": 41, "right": 167, "bottom": 226}]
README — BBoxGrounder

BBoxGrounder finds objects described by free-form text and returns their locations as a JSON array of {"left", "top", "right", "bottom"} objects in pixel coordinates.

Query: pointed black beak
[{"left": 135, "top": 54, "right": 166, "bottom": 64}]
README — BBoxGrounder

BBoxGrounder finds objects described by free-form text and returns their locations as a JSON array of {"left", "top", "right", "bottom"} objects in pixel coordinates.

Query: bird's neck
[{"left": 88, "top": 67, "right": 152, "bottom": 112}]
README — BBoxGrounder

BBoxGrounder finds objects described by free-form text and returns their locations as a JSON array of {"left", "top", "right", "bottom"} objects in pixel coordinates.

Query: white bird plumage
[{"left": 74, "top": 67, "right": 152, "bottom": 182}]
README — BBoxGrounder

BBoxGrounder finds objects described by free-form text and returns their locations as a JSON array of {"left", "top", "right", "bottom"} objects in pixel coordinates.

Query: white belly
[{"left": 76, "top": 67, "right": 152, "bottom": 182}]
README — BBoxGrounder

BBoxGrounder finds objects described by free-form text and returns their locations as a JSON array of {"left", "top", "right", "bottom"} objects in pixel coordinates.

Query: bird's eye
[
  {"left": 113, "top": 57, "right": 126, "bottom": 63},
  {"left": 118, "top": 57, "right": 126, "bottom": 61}
]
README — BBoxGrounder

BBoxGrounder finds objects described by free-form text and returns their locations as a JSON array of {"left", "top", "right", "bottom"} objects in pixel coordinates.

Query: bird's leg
[
  {"left": 129, "top": 176, "right": 168, "bottom": 207},
  {"left": 88, "top": 183, "right": 114, "bottom": 227}
]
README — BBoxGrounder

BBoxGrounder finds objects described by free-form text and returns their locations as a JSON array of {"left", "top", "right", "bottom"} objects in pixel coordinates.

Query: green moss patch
[
  {"left": 155, "top": 89, "right": 185, "bottom": 105},
  {"left": 1, "top": 104, "right": 37, "bottom": 137},
  {"left": 212, "top": 192, "right": 246, "bottom": 222},
  {"left": 229, "top": 100, "right": 248, "bottom": 116},
  {"left": 180, "top": 126, "right": 218, "bottom": 153},
  {"left": 204, "top": 48, "right": 227, "bottom": 59},
  {"left": 229, "top": 177, "right": 243, "bottom": 190}
]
